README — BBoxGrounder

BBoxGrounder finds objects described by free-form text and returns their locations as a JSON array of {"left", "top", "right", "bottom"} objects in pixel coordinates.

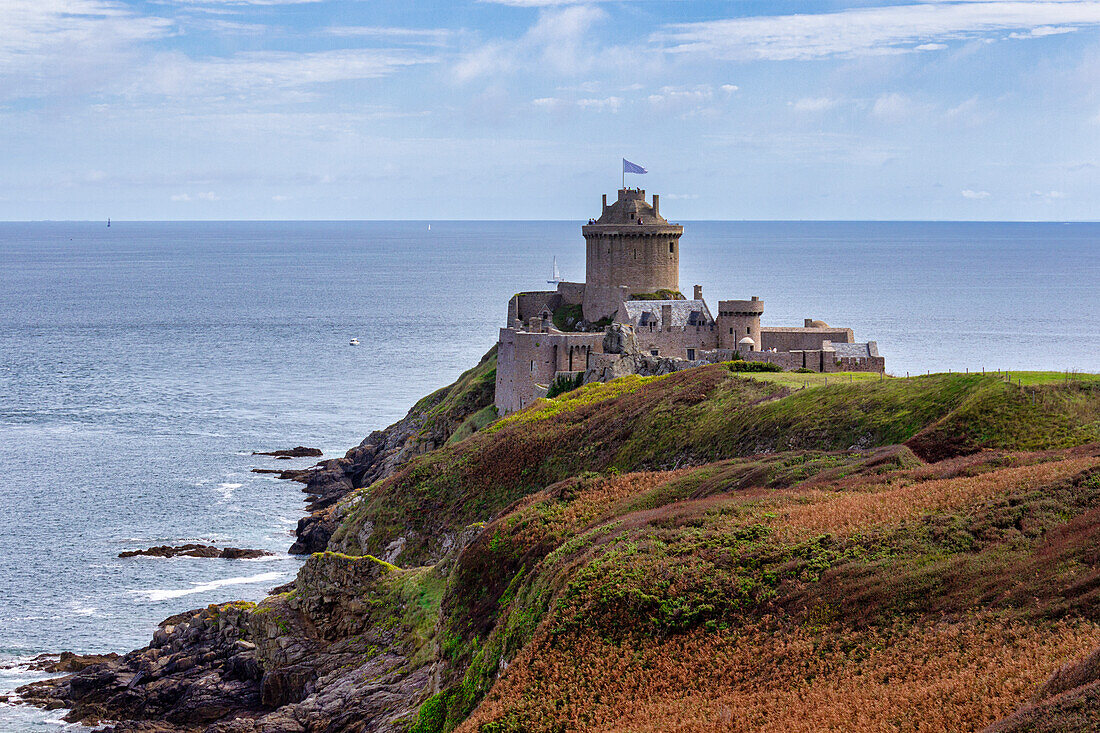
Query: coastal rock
[
  {"left": 286, "top": 346, "right": 497, "bottom": 555},
  {"left": 19, "top": 552, "right": 436, "bottom": 733},
  {"left": 252, "top": 447, "right": 323, "bottom": 458},
  {"left": 119, "top": 545, "right": 274, "bottom": 560}
]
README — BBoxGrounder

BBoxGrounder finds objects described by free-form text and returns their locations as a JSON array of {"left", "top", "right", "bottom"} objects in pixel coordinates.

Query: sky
[{"left": 2, "top": 0, "right": 1100, "bottom": 220}]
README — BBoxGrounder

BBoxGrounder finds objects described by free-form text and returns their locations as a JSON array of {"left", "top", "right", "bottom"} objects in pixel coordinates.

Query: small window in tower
[
  {"left": 630, "top": 213, "right": 635, "bottom": 220},
  {"left": 669, "top": 242, "right": 675, "bottom": 253},
  {"left": 729, "top": 328, "right": 733, "bottom": 335}
]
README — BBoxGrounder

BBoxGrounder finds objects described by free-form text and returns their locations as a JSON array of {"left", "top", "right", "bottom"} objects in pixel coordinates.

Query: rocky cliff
[
  {"left": 288, "top": 347, "right": 497, "bottom": 555},
  {"left": 18, "top": 363, "right": 1100, "bottom": 732}
]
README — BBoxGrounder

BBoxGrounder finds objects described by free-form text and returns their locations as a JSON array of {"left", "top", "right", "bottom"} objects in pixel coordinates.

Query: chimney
[
  {"left": 661, "top": 304, "right": 672, "bottom": 331},
  {"left": 602, "top": 194, "right": 608, "bottom": 214},
  {"left": 693, "top": 284, "right": 702, "bottom": 300},
  {"left": 652, "top": 194, "right": 659, "bottom": 216},
  {"left": 805, "top": 318, "right": 813, "bottom": 327}
]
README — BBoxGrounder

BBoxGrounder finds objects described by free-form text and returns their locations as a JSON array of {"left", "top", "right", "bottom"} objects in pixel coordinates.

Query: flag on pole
[{"left": 623, "top": 158, "right": 648, "bottom": 174}]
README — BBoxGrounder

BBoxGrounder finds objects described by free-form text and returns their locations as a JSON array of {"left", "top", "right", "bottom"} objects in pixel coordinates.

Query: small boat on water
[
  {"left": 349, "top": 338, "right": 360, "bottom": 346},
  {"left": 547, "top": 256, "right": 562, "bottom": 285}
]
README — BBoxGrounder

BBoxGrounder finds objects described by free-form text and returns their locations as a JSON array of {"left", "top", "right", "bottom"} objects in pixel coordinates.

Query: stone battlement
[{"left": 493, "top": 187, "right": 886, "bottom": 414}]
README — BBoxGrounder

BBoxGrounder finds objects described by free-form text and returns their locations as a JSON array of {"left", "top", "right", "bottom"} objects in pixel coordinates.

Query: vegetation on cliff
[{"left": 25, "top": 363, "right": 1100, "bottom": 732}]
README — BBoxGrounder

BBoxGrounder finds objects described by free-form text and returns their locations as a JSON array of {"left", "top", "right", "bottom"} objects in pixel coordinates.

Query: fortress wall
[
  {"left": 742, "top": 350, "right": 805, "bottom": 371},
  {"left": 760, "top": 328, "right": 854, "bottom": 352},
  {"left": 832, "top": 355, "right": 886, "bottom": 373},
  {"left": 513, "top": 291, "right": 563, "bottom": 323},
  {"left": 634, "top": 325, "right": 719, "bottom": 359},
  {"left": 495, "top": 329, "right": 604, "bottom": 414},
  {"left": 556, "top": 282, "right": 586, "bottom": 306}
]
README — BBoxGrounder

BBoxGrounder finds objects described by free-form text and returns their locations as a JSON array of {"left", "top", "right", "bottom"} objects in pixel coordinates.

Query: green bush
[
  {"left": 730, "top": 361, "right": 783, "bottom": 372},
  {"left": 409, "top": 693, "right": 447, "bottom": 733},
  {"left": 628, "top": 289, "right": 684, "bottom": 301},
  {"left": 546, "top": 372, "right": 585, "bottom": 399},
  {"left": 795, "top": 367, "right": 815, "bottom": 373}
]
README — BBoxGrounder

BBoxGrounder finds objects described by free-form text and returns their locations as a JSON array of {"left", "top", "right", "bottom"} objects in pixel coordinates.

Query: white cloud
[
  {"left": 656, "top": 1, "right": 1100, "bottom": 61},
  {"left": 322, "top": 26, "right": 453, "bottom": 47},
  {"left": 532, "top": 95, "right": 622, "bottom": 111},
  {"left": 168, "top": 0, "right": 321, "bottom": 5},
  {"left": 478, "top": 0, "right": 613, "bottom": 5},
  {"left": 197, "top": 191, "right": 220, "bottom": 200},
  {"left": 1031, "top": 189, "right": 1067, "bottom": 200},
  {"left": 170, "top": 193, "right": 191, "bottom": 201},
  {"left": 944, "top": 96, "right": 988, "bottom": 125},
  {"left": 577, "top": 96, "right": 622, "bottom": 111},
  {"left": 962, "top": 188, "right": 992, "bottom": 199},
  {"left": 720, "top": 84, "right": 740, "bottom": 94},
  {"left": 871, "top": 92, "right": 922, "bottom": 121},
  {"left": 455, "top": 5, "right": 641, "bottom": 82},
  {"left": 790, "top": 96, "right": 839, "bottom": 112},
  {"left": 140, "top": 48, "right": 433, "bottom": 98},
  {"left": 0, "top": 0, "right": 172, "bottom": 100}
]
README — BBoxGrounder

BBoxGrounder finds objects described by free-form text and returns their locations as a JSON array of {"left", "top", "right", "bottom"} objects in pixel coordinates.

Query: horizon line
[{"left": 3, "top": 218, "right": 1099, "bottom": 225}]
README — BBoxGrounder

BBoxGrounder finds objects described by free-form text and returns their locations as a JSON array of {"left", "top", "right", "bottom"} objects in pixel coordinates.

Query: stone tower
[
  {"left": 581, "top": 189, "right": 683, "bottom": 323},
  {"left": 717, "top": 297, "right": 764, "bottom": 351}
]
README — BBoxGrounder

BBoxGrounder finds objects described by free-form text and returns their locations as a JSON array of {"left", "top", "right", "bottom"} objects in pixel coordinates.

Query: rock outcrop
[
  {"left": 17, "top": 553, "right": 441, "bottom": 733},
  {"left": 252, "top": 447, "right": 323, "bottom": 459},
  {"left": 288, "top": 346, "right": 497, "bottom": 555},
  {"left": 119, "top": 545, "right": 274, "bottom": 560}
]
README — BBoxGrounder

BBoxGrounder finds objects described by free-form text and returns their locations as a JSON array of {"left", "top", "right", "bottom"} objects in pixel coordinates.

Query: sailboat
[
  {"left": 547, "top": 257, "right": 562, "bottom": 285},
  {"left": 107, "top": 218, "right": 111, "bottom": 228}
]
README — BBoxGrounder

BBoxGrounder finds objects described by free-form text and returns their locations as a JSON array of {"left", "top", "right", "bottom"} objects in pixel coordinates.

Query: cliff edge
[{"left": 18, "top": 363, "right": 1100, "bottom": 732}]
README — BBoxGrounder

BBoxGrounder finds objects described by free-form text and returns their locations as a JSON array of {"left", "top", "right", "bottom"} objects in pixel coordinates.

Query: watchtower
[
  {"left": 581, "top": 189, "right": 684, "bottom": 323},
  {"left": 717, "top": 297, "right": 764, "bottom": 351}
]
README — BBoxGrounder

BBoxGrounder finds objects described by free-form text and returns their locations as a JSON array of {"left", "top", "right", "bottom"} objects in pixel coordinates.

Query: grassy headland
[{"left": 290, "top": 364, "right": 1100, "bottom": 731}]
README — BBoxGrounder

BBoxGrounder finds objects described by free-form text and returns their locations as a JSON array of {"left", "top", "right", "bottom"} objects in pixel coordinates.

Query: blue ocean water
[{"left": 1, "top": 220, "right": 1098, "bottom": 730}]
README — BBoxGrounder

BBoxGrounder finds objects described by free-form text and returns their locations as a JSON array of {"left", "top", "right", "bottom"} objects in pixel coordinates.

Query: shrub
[
  {"left": 795, "top": 367, "right": 815, "bottom": 373},
  {"left": 729, "top": 361, "right": 782, "bottom": 372},
  {"left": 629, "top": 289, "right": 685, "bottom": 301},
  {"left": 546, "top": 372, "right": 585, "bottom": 399}
]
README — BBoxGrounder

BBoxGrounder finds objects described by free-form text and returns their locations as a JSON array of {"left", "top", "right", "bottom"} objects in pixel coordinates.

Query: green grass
[
  {"left": 331, "top": 364, "right": 1100, "bottom": 571},
  {"left": 996, "top": 370, "right": 1100, "bottom": 386},
  {"left": 411, "top": 346, "right": 498, "bottom": 443},
  {"left": 736, "top": 370, "right": 890, "bottom": 390},
  {"left": 258, "top": 355, "right": 1100, "bottom": 733}
]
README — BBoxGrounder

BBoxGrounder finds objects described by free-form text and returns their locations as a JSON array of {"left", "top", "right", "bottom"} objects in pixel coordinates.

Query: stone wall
[
  {"left": 495, "top": 328, "right": 604, "bottom": 414},
  {"left": 760, "top": 327, "right": 854, "bottom": 352},
  {"left": 633, "top": 323, "right": 719, "bottom": 360}
]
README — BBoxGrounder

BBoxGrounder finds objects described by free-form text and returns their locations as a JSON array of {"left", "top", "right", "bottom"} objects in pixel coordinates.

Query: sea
[{"left": 1, "top": 221, "right": 1098, "bottom": 730}]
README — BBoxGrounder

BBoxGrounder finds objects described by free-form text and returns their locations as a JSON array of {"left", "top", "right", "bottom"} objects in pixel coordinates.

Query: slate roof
[
  {"left": 622, "top": 299, "right": 714, "bottom": 330},
  {"left": 830, "top": 342, "right": 877, "bottom": 358}
]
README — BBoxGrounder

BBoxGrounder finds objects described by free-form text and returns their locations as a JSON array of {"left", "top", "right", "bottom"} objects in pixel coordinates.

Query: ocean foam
[{"left": 130, "top": 571, "right": 285, "bottom": 602}]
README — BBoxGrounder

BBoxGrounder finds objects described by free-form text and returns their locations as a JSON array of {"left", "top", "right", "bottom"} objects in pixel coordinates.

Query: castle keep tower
[{"left": 581, "top": 189, "right": 683, "bottom": 322}]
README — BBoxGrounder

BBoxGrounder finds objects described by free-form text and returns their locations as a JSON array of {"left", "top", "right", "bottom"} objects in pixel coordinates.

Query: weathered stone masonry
[{"left": 495, "top": 188, "right": 886, "bottom": 414}]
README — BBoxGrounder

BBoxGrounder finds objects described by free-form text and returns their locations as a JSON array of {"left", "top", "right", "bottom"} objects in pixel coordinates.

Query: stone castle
[{"left": 495, "top": 188, "right": 885, "bottom": 414}]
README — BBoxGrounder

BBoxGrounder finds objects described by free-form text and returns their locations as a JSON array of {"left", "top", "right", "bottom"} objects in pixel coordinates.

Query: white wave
[
  {"left": 130, "top": 571, "right": 286, "bottom": 602},
  {"left": 242, "top": 554, "right": 285, "bottom": 562},
  {"left": 216, "top": 482, "right": 242, "bottom": 500}
]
